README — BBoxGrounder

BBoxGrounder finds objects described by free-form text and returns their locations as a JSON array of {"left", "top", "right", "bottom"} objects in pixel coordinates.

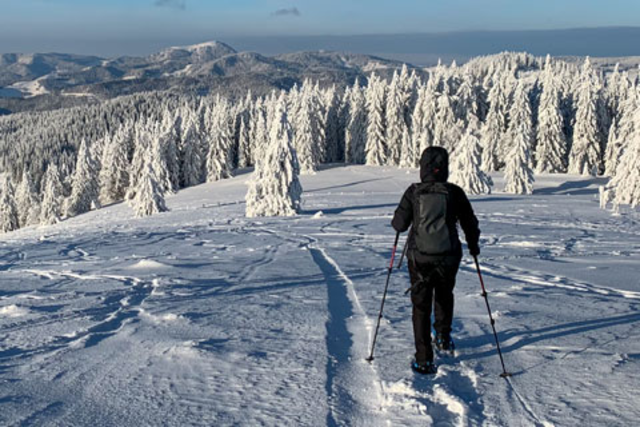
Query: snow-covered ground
[
  {"left": 7, "top": 76, "right": 50, "bottom": 98},
  {"left": 0, "top": 166, "right": 639, "bottom": 426}
]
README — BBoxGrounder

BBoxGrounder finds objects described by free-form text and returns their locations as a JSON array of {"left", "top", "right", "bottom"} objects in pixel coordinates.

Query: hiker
[{"left": 391, "top": 146, "right": 481, "bottom": 375}]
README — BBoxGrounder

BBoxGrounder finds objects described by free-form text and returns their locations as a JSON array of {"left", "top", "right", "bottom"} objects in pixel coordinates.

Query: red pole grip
[{"left": 389, "top": 245, "right": 398, "bottom": 270}]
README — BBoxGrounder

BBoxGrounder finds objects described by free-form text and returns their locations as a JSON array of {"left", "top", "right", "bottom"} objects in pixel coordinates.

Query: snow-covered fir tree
[
  {"left": 432, "top": 86, "right": 462, "bottom": 153},
  {"left": 411, "top": 83, "right": 438, "bottom": 164},
  {"left": 251, "top": 100, "right": 269, "bottom": 166},
  {"left": 129, "top": 163, "right": 169, "bottom": 218},
  {"left": 99, "top": 126, "right": 132, "bottom": 205},
  {"left": 508, "top": 81, "right": 535, "bottom": 169},
  {"left": 322, "top": 86, "right": 342, "bottom": 163},
  {"left": 40, "top": 164, "right": 64, "bottom": 225},
  {"left": 65, "top": 139, "right": 101, "bottom": 217},
  {"left": 535, "top": 69, "right": 567, "bottom": 173},
  {"left": 151, "top": 123, "right": 174, "bottom": 193},
  {"left": 481, "top": 77, "right": 509, "bottom": 171},
  {"left": 245, "top": 95, "right": 302, "bottom": 217},
  {"left": 344, "top": 80, "right": 367, "bottom": 164},
  {"left": 454, "top": 71, "right": 477, "bottom": 125},
  {"left": 236, "top": 115, "right": 251, "bottom": 169},
  {"left": 504, "top": 125, "right": 535, "bottom": 195},
  {"left": 125, "top": 120, "right": 172, "bottom": 201},
  {"left": 604, "top": 87, "right": 637, "bottom": 176},
  {"left": 364, "top": 75, "right": 387, "bottom": 165},
  {"left": 126, "top": 123, "right": 151, "bottom": 202},
  {"left": 385, "top": 71, "right": 406, "bottom": 165},
  {"left": 179, "top": 114, "right": 204, "bottom": 187},
  {"left": 568, "top": 58, "right": 603, "bottom": 176},
  {"left": 161, "top": 113, "right": 182, "bottom": 192},
  {"left": 0, "top": 175, "right": 19, "bottom": 233},
  {"left": 600, "top": 108, "right": 640, "bottom": 209},
  {"left": 450, "top": 129, "right": 493, "bottom": 195},
  {"left": 206, "top": 101, "right": 235, "bottom": 182},
  {"left": 15, "top": 170, "right": 40, "bottom": 227},
  {"left": 399, "top": 126, "right": 414, "bottom": 169},
  {"left": 292, "top": 89, "right": 320, "bottom": 174}
]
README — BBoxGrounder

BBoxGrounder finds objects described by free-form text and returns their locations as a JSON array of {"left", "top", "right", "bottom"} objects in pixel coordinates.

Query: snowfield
[{"left": 0, "top": 166, "right": 639, "bottom": 426}]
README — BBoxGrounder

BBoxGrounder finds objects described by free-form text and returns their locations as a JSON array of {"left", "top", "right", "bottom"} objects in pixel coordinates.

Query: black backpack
[{"left": 412, "top": 182, "right": 455, "bottom": 255}]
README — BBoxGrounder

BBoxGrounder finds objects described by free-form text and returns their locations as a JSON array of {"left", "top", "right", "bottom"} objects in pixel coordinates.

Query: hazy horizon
[{"left": 2, "top": 27, "right": 640, "bottom": 67}]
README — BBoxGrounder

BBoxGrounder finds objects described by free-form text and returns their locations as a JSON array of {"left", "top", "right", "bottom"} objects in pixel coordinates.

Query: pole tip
[
  {"left": 365, "top": 357, "right": 374, "bottom": 363},
  {"left": 500, "top": 372, "right": 512, "bottom": 378}
]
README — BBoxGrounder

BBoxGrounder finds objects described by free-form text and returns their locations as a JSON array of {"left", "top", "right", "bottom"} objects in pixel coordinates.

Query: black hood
[{"left": 419, "top": 147, "right": 449, "bottom": 182}]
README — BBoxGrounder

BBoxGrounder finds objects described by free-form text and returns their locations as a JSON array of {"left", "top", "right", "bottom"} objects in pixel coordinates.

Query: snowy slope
[{"left": 0, "top": 166, "right": 639, "bottom": 426}]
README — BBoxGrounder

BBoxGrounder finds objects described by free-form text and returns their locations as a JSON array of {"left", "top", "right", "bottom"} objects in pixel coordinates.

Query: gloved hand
[{"left": 469, "top": 244, "right": 480, "bottom": 257}]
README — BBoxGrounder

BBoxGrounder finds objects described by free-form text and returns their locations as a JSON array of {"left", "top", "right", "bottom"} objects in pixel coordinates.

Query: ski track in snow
[
  {"left": 252, "top": 226, "right": 389, "bottom": 426},
  {"left": 461, "top": 260, "right": 640, "bottom": 301}
]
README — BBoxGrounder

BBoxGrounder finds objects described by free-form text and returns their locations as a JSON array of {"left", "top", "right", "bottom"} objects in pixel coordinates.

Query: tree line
[{"left": 0, "top": 51, "right": 638, "bottom": 232}]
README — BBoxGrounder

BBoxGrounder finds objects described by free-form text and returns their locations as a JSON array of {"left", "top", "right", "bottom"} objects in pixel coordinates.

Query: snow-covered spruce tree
[
  {"left": 568, "top": 58, "right": 604, "bottom": 176},
  {"left": 345, "top": 81, "right": 367, "bottom": 164},
  {"left": 606, "top": 63, "right": 627, "bottom": 122},
  {"left": 126, "top": 122, "right": 151, "bottom": 202},
  {"left": 535, "top": 71, "right": 567, "bottom": 173},
  {"left": 401, "top": 65, "right": 419, "bottom": 128},
  {"left": 304, "top": 82, "right": 326, "bottom": 165},
  {"left": 399, "top": 126, "right": 414, "bottom": 169},
  {"left": 206, "top": 101, "right": 235, "bottom": 182},
  {"left": 604, "top": 87, "right": 638, "bottom": 176},
  {"left": 236, "top": 115, "right": 251, "bottom": 169},
  {"left": 454, "top": 70, "right": 477, "bottom": 125},
  {"left": 474, "top": 77, "right": 490, "bottom": 123},
  {"left": 365, "top": 75, "right": 388, "bottom": 165},
  {"left": 40, "top": 164, "right": 64, "bottom": 225},
  {"left": 15, "top": 169, "right": 40, "bottom": 227},
  {"left": 338, "top": 85, "right": 352, "bottom": 161},
  {"left": 292, "top": 89, "right": 320, "bottom": 174},
  {"left": 450, "top": 129, "right": 492, "bottom": 195},
  {"left": 150, "top": 122, "right": 174, "bottom": 194},
  {"left": 160, "top": 113, "right": 181, "bottom": 192},
  {"left": 507, "top": 81, "right": 535, "bottom": 169},
  {"left": 385, "top": 71, "right": 406, "bottom": 166},
  {"left": 99, "top": 126, "right": 132, "bottom": 205},
  {"left": 600, "top": 114, "right": 640, "bottom": 208},
  {"left": 179, "top": 114, "right": 204, "bottom": 187},
  {"left": 432, "top": 88, "right": 462, "bottom": 153},
  {"left": 130, "top": 162, "right": 169, "bottom": 218},
  {"left": 58, "top": 152, "right": 74, "bottom": 199},
  {"left": 503, "top": 117, "right": 535, "bottom": 195},
  {"left": 0, "top": 174, "right": 19, "bottom": 233},
  {"left": 322, "top": 85, "right": 342, "bottom": 163},
  {"left": 411, "top": 83, "right": 438, "bottom": 164},
  {"left": 481, "top": 78, "right": 509, "bottom": 172},
  {"left": 251, "top": 99, "right": 269, "bottom": 167},
  {"left": 65, "top": 139, "right": 100, "bottom": 217},
  {"left": 125, "top": 120, "right": 172, "bottom": 199},
  {"left": 245, "top": 95, "right": 302, "bottom": 218}
]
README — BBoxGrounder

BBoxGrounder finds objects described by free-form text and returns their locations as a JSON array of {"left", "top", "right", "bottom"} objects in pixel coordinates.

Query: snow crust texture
[{"left": 0, "top": 166, "right": 639, "bottom": 426}]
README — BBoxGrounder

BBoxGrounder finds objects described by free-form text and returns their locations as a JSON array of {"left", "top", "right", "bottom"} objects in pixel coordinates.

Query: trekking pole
[
  {"left": 396, "top": 227, "right": 412, "bottom": 270},
  {"left": 366, "top": 231, "right": 400, "bottom": 363},
  {"left": 473, "top": 255, "right": 512, "bottom": 378}
]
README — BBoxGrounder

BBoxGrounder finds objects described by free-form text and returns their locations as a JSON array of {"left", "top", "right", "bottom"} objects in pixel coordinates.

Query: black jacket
[{"left": 391, "top": 147, "right": 480, "bottom": 261}]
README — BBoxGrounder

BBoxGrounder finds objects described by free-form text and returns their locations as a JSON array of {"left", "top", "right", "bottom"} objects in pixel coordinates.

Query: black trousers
[{"left": 408, "top": 256, "right": 460, "bottom": 364}]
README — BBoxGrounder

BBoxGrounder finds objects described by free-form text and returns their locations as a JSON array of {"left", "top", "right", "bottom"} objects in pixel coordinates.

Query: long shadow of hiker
[{"left": 456, "top": 311, "right": 640, "bottom": 374}]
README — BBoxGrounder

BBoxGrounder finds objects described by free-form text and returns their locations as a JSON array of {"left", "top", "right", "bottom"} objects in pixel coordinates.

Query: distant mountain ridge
[{"left": 0, "top": 41, "right": 408, "bottom": 113}]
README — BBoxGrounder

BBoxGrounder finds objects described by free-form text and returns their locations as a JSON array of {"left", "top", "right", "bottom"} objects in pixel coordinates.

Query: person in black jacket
[{"left": 392, "top": 146, "right": 480, "bottom": 375}]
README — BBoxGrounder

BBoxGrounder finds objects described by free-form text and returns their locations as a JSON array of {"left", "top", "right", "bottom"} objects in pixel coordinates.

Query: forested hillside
[{"left": 0, "top": 51, "right": 638, "bottom": 233}]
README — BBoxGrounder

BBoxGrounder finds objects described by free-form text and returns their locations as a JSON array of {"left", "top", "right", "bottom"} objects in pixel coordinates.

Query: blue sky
[{"left": 1, "top": 0, "right": 640, "bottom": 55}]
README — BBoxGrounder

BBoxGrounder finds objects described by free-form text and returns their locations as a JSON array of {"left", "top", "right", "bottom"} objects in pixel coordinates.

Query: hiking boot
[
  {"left": 435, "top": 334, "right": 455, "bottom": 352},
  {"left": 411, "top": 360, "right": 437, "bottom": 375}
]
